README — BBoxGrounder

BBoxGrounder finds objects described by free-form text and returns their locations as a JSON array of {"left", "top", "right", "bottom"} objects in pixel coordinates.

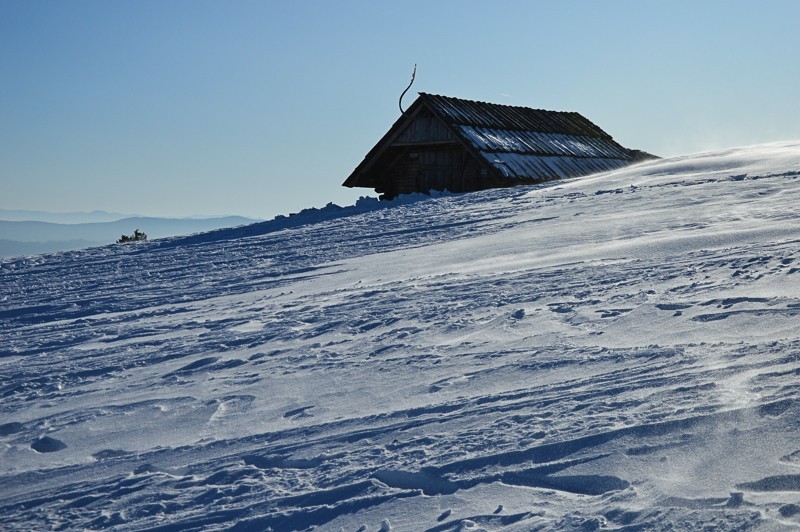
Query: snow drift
[{"left": 1, "top": 141, "right": 800, "bottom": 530}]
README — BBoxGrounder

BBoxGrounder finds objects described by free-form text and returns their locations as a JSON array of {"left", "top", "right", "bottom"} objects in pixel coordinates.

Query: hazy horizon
[{"left": 0, "top": 208, "right": 264, "bottom": 223}]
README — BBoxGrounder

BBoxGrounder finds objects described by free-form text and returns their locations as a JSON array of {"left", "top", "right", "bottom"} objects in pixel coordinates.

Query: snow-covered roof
[{"left": 422, "top": 93, "right": 636, "bottom": 181}]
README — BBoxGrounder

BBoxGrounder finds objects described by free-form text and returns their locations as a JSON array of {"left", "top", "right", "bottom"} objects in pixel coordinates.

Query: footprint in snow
[
  {"left": 209, "top": 395, "right": 256, "bottom": 423},
  {"left": 283, "top": 405, "right": 314, "bottom": 419},
  {"left": 0, "top": 422, "right": 24, "bottom": 436},
  {"left": 429, "top": 375, "right": 470, "bottom": 393},
  {"left": 596, "top": 308, "right": 633, "bottom": 318},
  {"left": 92, "top": 449, "right": 130, "bottom": 460},
  {"left": 780, "top": 504, "right": 800, "bottom": 517},
  {"left": 780, "top": 450, "right": 800, "bottom": 466},
  {"left": 758, "top": 400, "right": 792, "bottom": 418},
  {"left": 737, "top": 474, "right": 800, "bottom": 492},
  {"left": 31, "top": 436, "right": 67, "bottom": 453}
]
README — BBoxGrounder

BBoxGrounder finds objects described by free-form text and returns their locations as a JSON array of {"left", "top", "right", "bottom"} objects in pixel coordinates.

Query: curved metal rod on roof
[{"left": 398, "top": 64, "right": 417, "bottom": 116}]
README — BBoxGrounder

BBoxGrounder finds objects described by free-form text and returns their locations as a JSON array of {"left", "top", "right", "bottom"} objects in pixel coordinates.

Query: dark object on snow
[
  {"left": 117, "top": 229, "right": 147, "bottom": 244},
  {"left": 343, "top": 93, "right": 658, "bottom": 199},
  {"left": 31, "top": 436, "right": 68, "bottom": 453}
]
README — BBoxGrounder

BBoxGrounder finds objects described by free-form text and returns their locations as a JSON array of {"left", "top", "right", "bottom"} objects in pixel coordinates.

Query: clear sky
[{"left": 2, "top": 0, "right": 799, "bottom": 219}]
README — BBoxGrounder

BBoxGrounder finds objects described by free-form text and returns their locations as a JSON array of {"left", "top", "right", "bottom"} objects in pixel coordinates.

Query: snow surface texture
[{"left": 2, "top": 141, "right": 800, "bottom": 531}]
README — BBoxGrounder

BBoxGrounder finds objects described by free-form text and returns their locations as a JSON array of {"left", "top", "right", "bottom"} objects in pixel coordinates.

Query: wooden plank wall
[{"left": 394, "top": 115, "right": 456, "bottom": 145}]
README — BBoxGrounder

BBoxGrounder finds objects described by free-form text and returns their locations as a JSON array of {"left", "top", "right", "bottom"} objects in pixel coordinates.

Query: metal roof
[
  {"left": 419, "top": 93, "right": 636, "bottom": 183},
  {"left": 457, "top": 126, "right": 630, "bottom": 159},
  {"left": 420, "top": 93, "right": 613, "bottom": 139}
]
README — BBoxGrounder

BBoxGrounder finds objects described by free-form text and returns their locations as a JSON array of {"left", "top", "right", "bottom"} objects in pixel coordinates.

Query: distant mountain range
[
  {"left": 0, "top": 214, "right": 262, "bottom": 258},
  {"left": 0, "top": 209, "right": 134, "bottom": 224}
]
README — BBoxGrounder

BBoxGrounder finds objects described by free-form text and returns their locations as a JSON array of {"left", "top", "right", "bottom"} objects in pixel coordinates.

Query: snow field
[{"left": 1, "top": 141, "right": 800, "bottom": 530}]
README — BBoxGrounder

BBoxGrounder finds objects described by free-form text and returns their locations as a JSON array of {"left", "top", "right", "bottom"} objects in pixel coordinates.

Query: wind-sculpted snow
[{"left": 1, "top": 141, "right": 800, "bottom": 530}]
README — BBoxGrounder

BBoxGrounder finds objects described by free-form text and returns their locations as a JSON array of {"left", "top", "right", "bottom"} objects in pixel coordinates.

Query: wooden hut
[{"left": 343, "top": 93, "right": 653, "bottom": 199}]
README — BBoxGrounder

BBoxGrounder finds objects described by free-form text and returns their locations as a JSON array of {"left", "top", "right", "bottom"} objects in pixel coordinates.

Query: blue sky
[{"left": 2, "top": 0, "right": 799, "bottom": 219}]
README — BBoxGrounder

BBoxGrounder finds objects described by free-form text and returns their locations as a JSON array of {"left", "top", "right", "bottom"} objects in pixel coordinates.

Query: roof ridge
[
  {"left": 419, "top": 92, "right": 612, "bottom": 139},
  {"left": 419, "top": 92, "right": 575, "bottom": 116}
]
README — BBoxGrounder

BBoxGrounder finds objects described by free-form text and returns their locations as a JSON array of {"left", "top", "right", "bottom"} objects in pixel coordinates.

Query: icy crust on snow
[{"left": 1, "top": 141, "right": 800, "bottom": 530}]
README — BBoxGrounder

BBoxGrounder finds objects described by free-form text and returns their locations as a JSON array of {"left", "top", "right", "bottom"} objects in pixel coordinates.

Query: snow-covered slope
[{"left": 2, "top": 141, "right": 800, "bottom": 531}]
